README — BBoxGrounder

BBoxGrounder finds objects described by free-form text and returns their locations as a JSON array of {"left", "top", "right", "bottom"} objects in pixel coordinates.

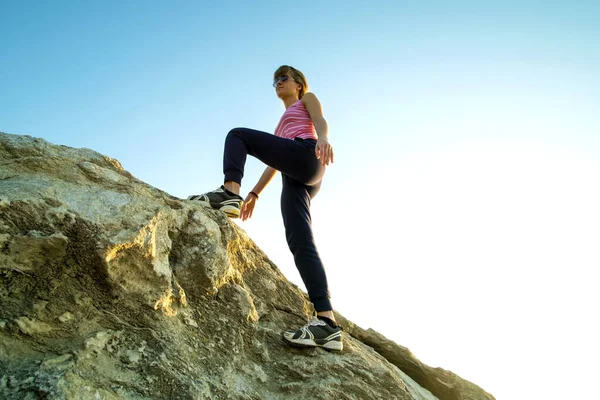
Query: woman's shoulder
[
  {"left": 300, "top": 92, "right": 323, "bottom": 113},
  {"left": 301, "top": 92, "right": 318, "bottom": 104},
  {"left": 300, "top": 92, "right": 322, "bottom": 111}
]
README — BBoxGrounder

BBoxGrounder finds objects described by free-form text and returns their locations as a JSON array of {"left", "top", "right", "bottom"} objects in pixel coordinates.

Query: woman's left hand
[
  {"left": 241, "top": 193, "right": 257, "bottom": 221},
  {"left": 316, "top": 138, "right": 334, "bottom": 166}
]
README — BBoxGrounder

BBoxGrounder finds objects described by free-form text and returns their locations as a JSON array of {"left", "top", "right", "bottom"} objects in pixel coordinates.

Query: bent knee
[{"left": 228, "top": 127, "right": 247, "bottom": 137}]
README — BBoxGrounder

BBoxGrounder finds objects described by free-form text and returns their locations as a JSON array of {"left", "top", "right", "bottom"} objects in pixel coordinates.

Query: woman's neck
[{"left": 282, "top": 96, "right": 300, "bottom": 109}]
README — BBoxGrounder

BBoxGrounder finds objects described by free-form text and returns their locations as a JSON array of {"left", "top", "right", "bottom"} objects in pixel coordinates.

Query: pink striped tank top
[{"left": 273, "top": 100, "right": 318, "bottom": 141}]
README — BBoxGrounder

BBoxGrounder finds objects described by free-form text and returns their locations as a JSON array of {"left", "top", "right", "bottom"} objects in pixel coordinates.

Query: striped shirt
[{"left": 274, "top": 100, "right": 318, "bottom": 141}]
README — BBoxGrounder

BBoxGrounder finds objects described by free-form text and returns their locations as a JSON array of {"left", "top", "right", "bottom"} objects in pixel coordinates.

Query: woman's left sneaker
[
  {"left": 282, "top": 318, "right": 343, "bottom": 351},
  {"left": 187, "top": 185, "right": 243, "bottom": 218}
]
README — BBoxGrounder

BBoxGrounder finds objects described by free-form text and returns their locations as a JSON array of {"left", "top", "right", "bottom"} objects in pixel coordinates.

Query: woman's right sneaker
[
  {"left": 187, "top": 185, "right": 243, "bottom": 218},
  {"left": 282, "top": 317, "right": 343, "bottom": 351}
]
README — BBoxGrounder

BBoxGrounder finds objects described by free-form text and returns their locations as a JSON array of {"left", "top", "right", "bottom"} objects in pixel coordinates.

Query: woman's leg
[
  {"left": 307, "top": 180, "right": 334, "bottom": 323},
  {"left": 281, "top": 174, "right": 332, "bottom": 313},
  {"left": 224, "top": 128, "right": 333, "bottom": 314},
  {"left": 223, "top": 127, "right": 324, "bottom": 186}
]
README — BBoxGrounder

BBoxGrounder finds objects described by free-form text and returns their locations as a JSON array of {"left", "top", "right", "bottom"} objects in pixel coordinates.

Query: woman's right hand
[{"left": 241, "top": 193, "right": 258, "bottom": 221}]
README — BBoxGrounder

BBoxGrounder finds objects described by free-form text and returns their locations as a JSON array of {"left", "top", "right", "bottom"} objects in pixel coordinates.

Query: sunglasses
[{"left": 273, "top": 74, "right": 294, "bottom": 87}]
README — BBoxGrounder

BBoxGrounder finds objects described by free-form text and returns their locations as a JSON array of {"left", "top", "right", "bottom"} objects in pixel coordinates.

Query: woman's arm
[
  {"left": 251, "top": 166, "right": 278, "bottom": 196},
  {"left": 241, "top": 166, "right": 278, "bottom": 221},
  {"left": 302, "top": 92, "right": 328, "bottom": 140},
  {"left": 302, "top": 92, "right": 334, "bottom": 165}
]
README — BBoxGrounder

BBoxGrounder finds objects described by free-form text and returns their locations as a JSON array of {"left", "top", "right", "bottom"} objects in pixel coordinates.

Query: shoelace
[
  {"left": 308, "top": 317, "right": 343, "bottom": 331},
  {"left": 309, "top": 318, "right": 325, "bottom": 326},
  {"left": 294, "top": 318, "right": 325, "bottom": 332}
]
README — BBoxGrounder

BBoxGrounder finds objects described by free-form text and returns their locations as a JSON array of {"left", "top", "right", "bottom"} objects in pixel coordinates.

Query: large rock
[{"left": 0, "top": 132, "right": 495, "bottom": 400}]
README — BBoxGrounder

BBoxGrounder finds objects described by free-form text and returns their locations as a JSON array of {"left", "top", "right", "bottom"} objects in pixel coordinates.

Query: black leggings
[{"left": 223, "top": 127, "right": 332, "bottom": 312}]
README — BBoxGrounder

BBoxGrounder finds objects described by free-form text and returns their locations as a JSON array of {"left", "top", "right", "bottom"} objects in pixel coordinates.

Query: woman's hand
[
  {"left": 316, "top": 137, "right": 334, "bottom": 166},
  {"left": 241, "top": 193, "right": 258, "bottom": 221}
]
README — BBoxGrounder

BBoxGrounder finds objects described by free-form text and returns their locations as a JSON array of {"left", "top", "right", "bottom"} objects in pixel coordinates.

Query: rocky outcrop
[{"left": 0, "top": 132, "right": 495, "bottom": 400}]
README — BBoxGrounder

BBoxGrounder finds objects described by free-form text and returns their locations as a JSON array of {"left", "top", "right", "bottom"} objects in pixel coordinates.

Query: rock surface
[{"left": 0, "top": 132, "right": 496, "bottom": 400}]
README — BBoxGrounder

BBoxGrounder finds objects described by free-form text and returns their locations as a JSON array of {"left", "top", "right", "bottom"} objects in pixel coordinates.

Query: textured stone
[
  {"left": 14, "top": 317, "right": 53, "bottom": 335},
  {"left": 58, "top": 312, "right": 74, "bottom": 323},
  {"left": 0, "top": 132, "right": 495, "bottom": 400}
]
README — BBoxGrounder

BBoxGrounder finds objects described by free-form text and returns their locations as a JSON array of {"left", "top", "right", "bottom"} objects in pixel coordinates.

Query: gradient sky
[{"left": 2, "top": 2, "right": 599, "bottom": 399}]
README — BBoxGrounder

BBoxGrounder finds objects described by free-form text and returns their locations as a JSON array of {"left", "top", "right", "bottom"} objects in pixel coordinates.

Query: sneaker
[
  {"left": 187, "top": 185, "right": 243, "bottom": 218},
  {"left": 282, "top": 318, "right": 343, "bottom": 351}
]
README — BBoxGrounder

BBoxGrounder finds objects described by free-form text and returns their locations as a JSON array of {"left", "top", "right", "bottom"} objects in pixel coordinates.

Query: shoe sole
[
  {"left": 219, "top": 204, "right": 240, "bottom": 218},
  {"left": 188, "top": 198, "right": 240, "bottom": 219},
  {"left": 283, "top": 337, "right": 343, "bottom": 351}
]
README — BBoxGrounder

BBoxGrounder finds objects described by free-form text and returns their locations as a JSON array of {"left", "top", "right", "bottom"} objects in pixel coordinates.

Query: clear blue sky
[{"left": 2, "top": 2, "right": 599, "bottom": 399}]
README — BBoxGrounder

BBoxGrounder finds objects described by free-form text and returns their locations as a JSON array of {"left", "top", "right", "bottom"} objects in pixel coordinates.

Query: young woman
[{"left": 188, "top": 65, "right": 342, "bottom": 351}]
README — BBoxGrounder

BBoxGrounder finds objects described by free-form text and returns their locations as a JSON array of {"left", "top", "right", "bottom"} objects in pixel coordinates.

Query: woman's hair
[{"left": 274, "top": 65, "right": 309, "bottom": 99}]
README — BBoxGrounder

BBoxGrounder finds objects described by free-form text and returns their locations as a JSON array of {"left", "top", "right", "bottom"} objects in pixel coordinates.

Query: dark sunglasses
[{"left": 273, "top": 75, "right": 293, "bottom": 87}]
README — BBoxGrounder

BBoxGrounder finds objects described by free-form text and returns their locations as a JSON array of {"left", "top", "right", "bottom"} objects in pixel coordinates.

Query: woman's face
[{"left": 274, "top": 72, "right": 300, "bottom": 99}]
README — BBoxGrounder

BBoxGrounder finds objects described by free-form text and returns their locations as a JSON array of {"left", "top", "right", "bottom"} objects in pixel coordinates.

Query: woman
[{"left": 188, "top": 65, "right": 342, "bottom": 351}]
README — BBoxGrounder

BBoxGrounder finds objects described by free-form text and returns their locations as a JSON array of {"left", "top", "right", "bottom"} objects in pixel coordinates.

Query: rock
[
  {"left": 124, "top": 350, "right": 141, "bottom": 364},
  {"left": 0, "top": 132, "right": 496, "bottom": 400},
  {"left": 183, "top": 313, "right": 199, "bottom": 328},
  {"left": 14, "top": 317, "right": 53, "bottom": 335},
  {"left": 58, "top": 312, "right": 74, "bottom": 323},
  {"left": 84, "top": 331, "right": 114, "bottom": 353},
  {"left": 41, "top": 354, "right": 73, "bottom": 370},
  {"left": 33, "top": 300, "right": 49, "bottom": 313},
  {"left": 0, "top": 231, "right": 68, "bottom": 273}
]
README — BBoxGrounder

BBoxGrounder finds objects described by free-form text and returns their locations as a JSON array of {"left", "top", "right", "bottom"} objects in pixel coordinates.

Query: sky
[{"left": 2, "top": 1, "right": 599, "bottom": 399}]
